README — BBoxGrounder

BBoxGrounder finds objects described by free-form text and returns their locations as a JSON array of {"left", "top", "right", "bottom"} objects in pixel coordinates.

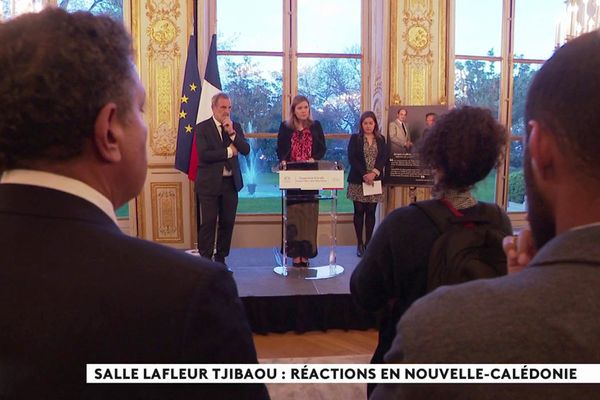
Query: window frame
[
  {"left": 204, "top": 0, "right": 369, "bottom": 215},
  {"left": 449, "top": 0, "right": 554, "bottom": 217},
  {"left": 206, "top": 0, "right": 368, "bottom": 137}
]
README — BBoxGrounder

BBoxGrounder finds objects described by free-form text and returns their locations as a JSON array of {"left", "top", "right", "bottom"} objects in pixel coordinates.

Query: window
[
  {"left": 1, "top": 0, "right": 123, "bottom": 21},
  {"left": 1, "top": 0, "right": 43, "bottom": 20},
  {"left": 452, "top": 0, "right": 565, "bottom": 211},
  {"left": 59, "top": 0, "right": 123, "bottom": 20},
  {"left": 214, "top": 0, "right": 364, "bottom": 214}
]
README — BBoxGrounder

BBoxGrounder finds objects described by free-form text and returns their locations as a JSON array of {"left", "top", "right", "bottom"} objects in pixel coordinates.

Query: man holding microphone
[{"left": 195, "top": 92, "right": 249, "bottom": 266}]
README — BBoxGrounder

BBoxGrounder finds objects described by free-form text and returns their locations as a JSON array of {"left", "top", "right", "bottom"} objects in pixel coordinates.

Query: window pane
[
  {"left": 237, "top": 137, "right": 354, "bottom": 214},
  {"left": 320, "top": 186, "right": 353, "bottom": 214},
  {"left": 237, "top": 138, "right": 280, "bottom": 214},
  {"left": 454, "top": 59, "right": 501, "bottom": 118},
  {"left": 455, "top": 0, "right": 502, "bottom": 56},
  {"left": 511, "top": 62, "right": 541, "bottom": 136},
  {"left": 508, "top": 140, "right": 526, "bottom": 212},
  {"left": 472, "top": 170, "right": 497, "bottom": 203},
  {"left": 325, "top": 137, "right": 350, "bottom": 168},
  {"left": 298, "top": 0, "right": 361, "bottom": 54},
  {"left": 216, "top": 0, "right": 282, "bottom": 52},
  {"left": 116, "top": 204, "right": 129, "bottom": 218},
  {"left": 1, "top": 0, "right": 43, "bottom": 21},
  {"left": 60, "top": 0, "right": 123, "bottom": 19},
  {"left": 298, "top": 57, "right": 361, "bottom": 133},
  {"left": 514, "top": 0, "right": 565, "bottom": 60},
  {"left": 218, "top": 55, "right": 283, "bottom": 133}
]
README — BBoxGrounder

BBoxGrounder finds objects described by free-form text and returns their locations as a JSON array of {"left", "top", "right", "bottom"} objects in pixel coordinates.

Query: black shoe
[
  {"left": 213, "top": 256, "right": 226, "bottom": 265},
  {"left": 356, "top": 244, "right": 365, "bottom": 257},
  {"left": 292, "top": 260, "right": 309, "bottom": 268}
]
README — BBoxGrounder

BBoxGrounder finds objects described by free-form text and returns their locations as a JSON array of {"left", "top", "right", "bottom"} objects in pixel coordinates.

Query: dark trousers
[{"left": 197, "top": 177, "right": 238, "bottom": 262}]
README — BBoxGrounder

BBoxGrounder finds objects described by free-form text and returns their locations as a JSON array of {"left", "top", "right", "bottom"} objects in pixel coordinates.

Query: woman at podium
[
  {"left": 276, "top": 95, "right": 326, "bottom": 267},
  {"left": 346, "top": 111, "right": 387, "bottom": 257}
]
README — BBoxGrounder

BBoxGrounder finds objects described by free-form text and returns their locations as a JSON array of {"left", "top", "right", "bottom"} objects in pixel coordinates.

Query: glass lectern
[{"left": 273, "top": 160, "right": 345, "bottom": 279}]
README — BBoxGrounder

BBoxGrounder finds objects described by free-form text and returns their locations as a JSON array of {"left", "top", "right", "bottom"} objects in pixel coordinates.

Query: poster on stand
[{"left": 384, "top": 105, "right": 448, "bottom": 186}]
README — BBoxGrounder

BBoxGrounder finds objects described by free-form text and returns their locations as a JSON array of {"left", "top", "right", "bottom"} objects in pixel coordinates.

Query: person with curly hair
[
  {"left": 373, "top": 30, "right": 600, "bottom": 400},
  {"left": 351, "top": 106, "right": 512, "bottom": 397},
  {"left": 0, "top": 9, "right": 268, "bottom": 399}
]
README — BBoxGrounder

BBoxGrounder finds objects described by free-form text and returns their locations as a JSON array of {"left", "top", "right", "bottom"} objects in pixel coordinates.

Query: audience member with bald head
[{"left": 0, "top": 8, "right": 268, "bottom": 399}]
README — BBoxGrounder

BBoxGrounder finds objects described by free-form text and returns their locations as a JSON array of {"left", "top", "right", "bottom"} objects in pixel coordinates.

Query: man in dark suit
[
  {"left": 0, "top": 9, "right": 268, "bottom": 399},
  {"left": 195, "top": 93, "right": 250, "bottom": 265}
]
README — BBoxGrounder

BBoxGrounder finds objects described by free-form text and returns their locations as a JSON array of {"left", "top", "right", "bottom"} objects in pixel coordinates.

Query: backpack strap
[
  {"left": 411, "top": 199, "right": 457, "bottom": 234},
  {"left": 411, "top": 199, "right": 494, "bottom": 234},
  {"left": 475, "top": 202, "right": 507, "bottom": 231}
]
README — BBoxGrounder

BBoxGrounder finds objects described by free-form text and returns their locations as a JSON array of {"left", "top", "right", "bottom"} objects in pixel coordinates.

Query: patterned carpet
[{"left": 259, "top": 354, "right": 370, "bottom": 400}]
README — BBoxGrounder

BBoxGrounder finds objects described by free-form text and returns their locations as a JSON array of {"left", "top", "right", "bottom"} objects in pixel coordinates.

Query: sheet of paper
[{"left": 362, "top": 180, "right": 383, "bottom": 196}]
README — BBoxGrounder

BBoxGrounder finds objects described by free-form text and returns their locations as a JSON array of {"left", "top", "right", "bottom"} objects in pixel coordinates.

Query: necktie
[
  {"left": 402, "top": 122, "right": 409, "bottom": 141},
  {"left": 220, "top": 124, "right": 232, "bottom": 171}
]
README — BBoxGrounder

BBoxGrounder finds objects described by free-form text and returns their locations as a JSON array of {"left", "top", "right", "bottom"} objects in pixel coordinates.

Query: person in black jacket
[
  {"left": 194, "top": 92, "right": 250, "bottom": 265},
  {"left": 0, "top": 9, "right": 268, "bottom": 399},
  {"left": 276, "top": 95, "right": 326, "bottom": 267},
  {"left": 351, "top": 106, "right": 511, "bottom": 398},
  {"left": 346, "top": 111, "right": 387, "bottom": 257}
]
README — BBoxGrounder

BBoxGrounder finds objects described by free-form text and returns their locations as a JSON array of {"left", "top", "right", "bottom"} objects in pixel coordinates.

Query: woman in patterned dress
[{"left": 346, "top": 111, "right": 387, "bottom": 257}]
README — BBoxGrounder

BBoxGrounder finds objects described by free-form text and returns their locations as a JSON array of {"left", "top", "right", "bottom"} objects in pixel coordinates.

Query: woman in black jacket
[
  {"left": 346, "top": 111, "right": 387, "bottom": 257},
  {"left": 277, "top": 95, "right": 326, "bottom": 267}
]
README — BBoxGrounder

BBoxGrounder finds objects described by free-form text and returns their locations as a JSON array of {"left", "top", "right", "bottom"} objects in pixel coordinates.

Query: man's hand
[
  {"left": 229, "top": 143, "right": 238, "bottom": 156},
  {"left": 222, "top": 117, "right": 235, "bottom": 135},
  {"left": 502, "top": 229, "right": 536, "bottom": 274}
]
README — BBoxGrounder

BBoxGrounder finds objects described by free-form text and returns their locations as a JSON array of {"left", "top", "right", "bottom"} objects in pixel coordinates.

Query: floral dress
[{"left": 347, "top": 135, "right": 384, "bottom": 203}]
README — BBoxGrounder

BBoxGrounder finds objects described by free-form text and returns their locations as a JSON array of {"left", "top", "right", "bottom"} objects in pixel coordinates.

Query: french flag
[{"left": 174, "top": 34, "right": 222, "bottom": 181}]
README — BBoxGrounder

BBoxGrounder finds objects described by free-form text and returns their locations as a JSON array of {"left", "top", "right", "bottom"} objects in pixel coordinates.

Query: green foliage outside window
[{"left": 59, "top": 0, "right": 123, "bottom": 20}]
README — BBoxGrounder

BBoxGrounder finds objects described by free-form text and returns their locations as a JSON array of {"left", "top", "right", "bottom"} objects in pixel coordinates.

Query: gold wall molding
[
  {"left": 133, "top": 0, "right": 194, "bottom": 246},
  {"left": 387, "top": 0, "right": 445, "bottom": 212},
  {"left": 390, "top": 0, "right": 446, "bottom": 106},
  {"left": 145, "top": 0, "right": 183, "bottom": 157},
  {"left": 150, "top": 182, "right": 184, "bottom": 243},
  {"left": 402, "top": 0, "right": 433, "bottom": 106}
]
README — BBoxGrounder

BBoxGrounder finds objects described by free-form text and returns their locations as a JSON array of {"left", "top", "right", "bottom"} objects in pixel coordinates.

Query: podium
[{"left": 274, "top": 160, "right": 345, "bottom": 279}]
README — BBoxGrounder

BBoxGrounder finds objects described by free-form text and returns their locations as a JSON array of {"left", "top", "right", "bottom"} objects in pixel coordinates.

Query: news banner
[{"left": 87, "top": 364, "right": 599, "bottom": 384}]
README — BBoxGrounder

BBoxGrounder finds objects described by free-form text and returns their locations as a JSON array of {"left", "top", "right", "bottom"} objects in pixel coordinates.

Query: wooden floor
[{"left": 253, "top": 329, "right": 378, "bottom": 359}]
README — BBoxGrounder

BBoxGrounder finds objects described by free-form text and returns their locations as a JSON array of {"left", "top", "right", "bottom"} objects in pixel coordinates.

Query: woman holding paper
[{"left": 346, "top": 111, "right": 387, "bottom": 257}]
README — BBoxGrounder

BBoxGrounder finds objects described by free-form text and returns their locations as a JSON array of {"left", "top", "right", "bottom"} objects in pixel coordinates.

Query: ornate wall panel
[
  {"left": 145, "top": 0, "right": 181, "bottom": 157},
  {"left": 387, "top": 0, "right": 446, "bottom": 211},
  {"left": 132, "top": 0, "right": 195, "bottom": 247},
  {"left": 390, "top": 0, "right": 446, "bottom": 106},
  {"left": 150, "top": 182, "right": 184, "bottom": 242}
]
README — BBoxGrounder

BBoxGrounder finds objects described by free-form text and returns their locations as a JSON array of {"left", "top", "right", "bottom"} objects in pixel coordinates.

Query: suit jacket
[
  {"left": 371, "top": 225, "right": 600, "bottom": 400},
  {"left": 388, "top": 119, "right": 410, "bottom": 153},
  {"left": 346, "top": 133, "right": 387, "bottom": 184},
  {"left": 194, "top": 117, "right": 250, "bottom": 196},
  {"left": 0, "top": 184, "right": 269, "bottom": 400},
  {"left": 276, "top": 120, "right": 326, "bottom": 162}
]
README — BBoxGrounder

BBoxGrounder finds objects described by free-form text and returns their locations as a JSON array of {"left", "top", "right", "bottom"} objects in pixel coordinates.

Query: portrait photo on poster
[{"left": 384, "top": 104, "right": 448, "bottom": 186}]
